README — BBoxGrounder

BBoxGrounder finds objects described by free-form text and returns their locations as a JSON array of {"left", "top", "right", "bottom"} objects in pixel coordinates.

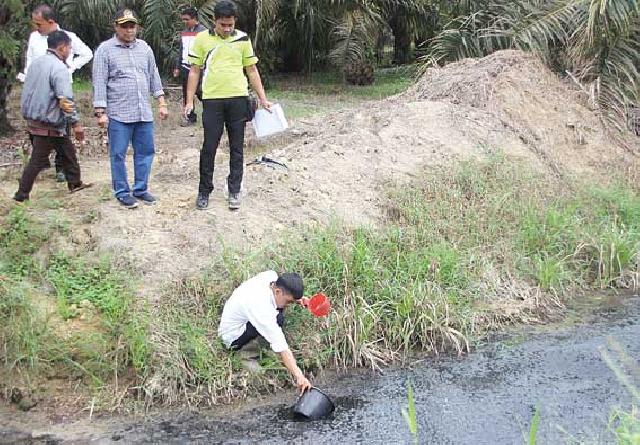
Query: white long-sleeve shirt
[
  {"left": 23, "top": 26, "right": 93, "bottom": 82},
  {"left": 218, "top": 271, "right": 289, "bottom": 353}
]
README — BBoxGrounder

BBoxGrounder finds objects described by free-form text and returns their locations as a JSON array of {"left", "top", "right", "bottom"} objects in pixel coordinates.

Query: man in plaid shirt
[{"left": 92, "top": 9, "right": 169, "bottom": 209}]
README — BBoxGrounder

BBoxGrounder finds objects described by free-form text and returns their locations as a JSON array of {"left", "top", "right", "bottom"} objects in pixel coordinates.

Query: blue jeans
[{"left": 107, "top": 119, "right": 155, "bottom": 198}]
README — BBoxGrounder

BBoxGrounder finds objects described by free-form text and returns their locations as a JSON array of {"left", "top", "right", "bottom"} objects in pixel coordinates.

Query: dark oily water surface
[{"left": 3, "top": 296, "right": 639, "bottom": 444}]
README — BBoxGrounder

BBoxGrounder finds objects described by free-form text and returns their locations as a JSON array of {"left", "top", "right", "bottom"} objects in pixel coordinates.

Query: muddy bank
[{"left": 2, "top": 296, "right": 637, "bottom": 444}]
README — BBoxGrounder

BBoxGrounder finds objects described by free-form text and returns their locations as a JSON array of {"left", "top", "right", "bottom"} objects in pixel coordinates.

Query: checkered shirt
[{"left": 92, "top": 37, "right": 164, "bottom": 123}]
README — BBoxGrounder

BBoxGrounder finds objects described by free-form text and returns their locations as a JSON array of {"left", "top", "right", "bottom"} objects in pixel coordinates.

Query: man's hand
[
  {"left": 295, "top": 373, "right": 312, "bottom": 395},
  {"left": 279, "top": 349, "right": 312, "bottom": 395},
  {"left": 72, "top": 124, "right": 85, "bottom": 142},
  {"left": 260, "top": 98, "right": 273, "bottom": 112},
  {"left": 183, "top": 105, "right": 193, "bottom": 120},
  {"left": 173, "top": 68, "right": 180, "bottom": 78},
  {"left": 97, "top": 114, "right": 108, "bottom": 128},
  {"left": 59, "top": 97, "right": 75, "bottom": 114},
  {"left": 158, "top": 105, "right": 169, "bottom": 120},
  {"left": 299, "top": 297, "right": 310, "bottom": 308}
]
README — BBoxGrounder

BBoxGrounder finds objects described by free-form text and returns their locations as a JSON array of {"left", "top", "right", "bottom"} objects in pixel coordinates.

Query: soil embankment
[
  {"left": 5, "top": 50, "right": 632, "bottom": 299},
  {"left": 0, "top": 49, "right": 639, "bottom": 424}
]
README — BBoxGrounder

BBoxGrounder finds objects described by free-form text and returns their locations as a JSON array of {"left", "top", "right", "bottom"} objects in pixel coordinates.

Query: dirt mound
[
  {"left": 412, "top": 49, "right": 547, "bottom": 106},
  {"left": 407, "top": 49, "right": 639, "bottom": 176}
]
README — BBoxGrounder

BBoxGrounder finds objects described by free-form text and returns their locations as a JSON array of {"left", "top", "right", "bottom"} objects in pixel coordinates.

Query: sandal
[{"left": 68, "top": 182, "right": 93, "bottom": 194}]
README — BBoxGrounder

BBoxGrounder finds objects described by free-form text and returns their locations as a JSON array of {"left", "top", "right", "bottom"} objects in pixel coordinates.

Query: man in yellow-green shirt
[{"left": 184, "top": 0, "right": 271, "bottom": 210}]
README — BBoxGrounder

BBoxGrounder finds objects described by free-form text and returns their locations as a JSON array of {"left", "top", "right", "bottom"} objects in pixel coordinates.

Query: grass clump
[
  {"left": 0, "top": 207, "right": 150, "bottom": 394},
  {"left": 0, "top": 206, "right": 49, "bottom": 277},
  {"left": 603, "top": 341, "right": 640, "bottom": 444},
  {"left": 610, "top": 407, "right": 640, "bottom": 444},
  {"left": 0, "top": 279, "right": 52, "bottom": 369},
  {"left": 47, "top": 254, "right": 130, "bottom": 323},
  {"left": 45, "top": 254, "right": 151, "bottom": 383}
]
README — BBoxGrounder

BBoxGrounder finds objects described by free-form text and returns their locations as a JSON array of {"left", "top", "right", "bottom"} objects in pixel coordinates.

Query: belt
[
  {"left": 27, "top": 120, "right": 65, "bottom": 137},
  {"left": 28, "top": 127, "right": 65, "bottom": 137}
]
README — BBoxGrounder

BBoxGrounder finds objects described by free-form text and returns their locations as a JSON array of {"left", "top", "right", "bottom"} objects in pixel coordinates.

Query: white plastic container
[{"left": 252, "top": 103, "right": 289, "bottom": 138}]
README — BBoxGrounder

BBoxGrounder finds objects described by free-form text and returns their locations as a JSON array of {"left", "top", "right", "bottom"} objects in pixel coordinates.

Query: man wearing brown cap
[{"left": 92, "top": 9, "right": 168, "bottom": 209}]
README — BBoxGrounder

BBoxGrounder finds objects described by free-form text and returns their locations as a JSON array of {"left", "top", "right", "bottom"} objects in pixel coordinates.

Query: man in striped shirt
[
  {"left": 92, "top": 9, "right": 169, "bottom": 209},
  {"left": 173, "top": 6, "right": 206, "bottom": 126}
]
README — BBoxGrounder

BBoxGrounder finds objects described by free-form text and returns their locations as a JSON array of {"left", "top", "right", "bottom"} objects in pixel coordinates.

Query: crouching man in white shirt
[{"left": 218, "top": 271, "right": 312, "bottom": 394}]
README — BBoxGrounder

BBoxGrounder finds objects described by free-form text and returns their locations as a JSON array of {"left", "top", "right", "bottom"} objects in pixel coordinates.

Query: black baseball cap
[
  {"left": 275, "top": 273, "right": 304, "bottom": 300},
  {"left": 114, "top": 8, "right": 139, "bottom": 25}
]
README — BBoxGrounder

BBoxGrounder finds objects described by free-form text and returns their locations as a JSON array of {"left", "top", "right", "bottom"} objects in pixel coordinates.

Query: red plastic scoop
[{"left": 307, "top": 293, "right": 331, "bottom": 317}]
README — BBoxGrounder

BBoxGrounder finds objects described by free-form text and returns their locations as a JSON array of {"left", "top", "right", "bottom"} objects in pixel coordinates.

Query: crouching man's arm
[{"left": 279, "top": 349, "right": 312, "bottom": 394}]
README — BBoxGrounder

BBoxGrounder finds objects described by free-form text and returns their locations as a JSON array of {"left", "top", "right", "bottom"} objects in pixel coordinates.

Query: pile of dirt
[{"left": 407, "top": 50, "right": 639, "bottom": 175}]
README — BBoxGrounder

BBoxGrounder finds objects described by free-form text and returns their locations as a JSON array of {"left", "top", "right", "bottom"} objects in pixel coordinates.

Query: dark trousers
[
  {"left": 230, "top": 309, "right": 285, "bottom": 351},
  {"left": 54, "top": 147, "right": 64, "bottom": 173},
  {"left": 180, "top": 66, "right": 201, "bottom": 123},
  {"left": 199, "top": 97, "right": 247, "bottom": 195},
  {"left": 29, "top": 134, "right": 64, "bottom": 173},
  {"left": 17, "top": 135, "right": 81, "bottom": 198}
]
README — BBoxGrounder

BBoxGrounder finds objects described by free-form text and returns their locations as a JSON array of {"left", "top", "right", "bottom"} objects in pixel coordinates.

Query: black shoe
[
  {"left": 196, "top": 193, "right": 209, "bottom": 210},
  {"left": 179, "top": 118, "right": 194, "bottom": 127},
  {"left": 117, "top": 195, "right": 139, "bottom": 209},
  {"left": 69, "top": 182, "right": 93, "bottom": 194},
  {"left": 228, "top": 192, "right": 241, "bottom": 210},
  {"left": 133, "top": 191, "right": 157, "bottom": 205},
  {"left": 13, "top": 192, "right": 29, "bottom": 202}
]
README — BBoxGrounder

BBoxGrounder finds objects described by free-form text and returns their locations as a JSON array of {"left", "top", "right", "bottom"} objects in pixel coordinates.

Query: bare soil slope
[{"left": 2, "top": 50, "right": 638, "bottom": 298}]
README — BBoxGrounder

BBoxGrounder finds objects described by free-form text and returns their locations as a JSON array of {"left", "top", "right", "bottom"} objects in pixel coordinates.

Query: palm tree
[
  {"left": 252, "top": 0, "right": 430, "bottom": 81},
  {"left": 6, "top": 0, "right": 431, "bottom": 97},
  {"left": 425, "top": 0, "right": 640, "bottom": 133},
  {"left": 0, "top": 0, "right": 27, "bottom": 135}
]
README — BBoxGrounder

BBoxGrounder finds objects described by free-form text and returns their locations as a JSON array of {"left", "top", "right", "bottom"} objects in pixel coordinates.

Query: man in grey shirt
[
  {"left": 21, "top": 4, "right": 93, "bottom": 184},
  {"left": 92, "top": 8, "right": 168, "bottom": 209},
  {"left": 14, "top": 31, "right": 91, "bottom": 202}
]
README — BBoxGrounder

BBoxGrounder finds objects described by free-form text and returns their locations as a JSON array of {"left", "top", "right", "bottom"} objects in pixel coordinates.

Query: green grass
[
  {"left": 0, "top": 279, "right": 50, "bottom": 369},
  {"left": 0, "top": 207, "right": 148, "bottom": 389},
  {"left": 610, "top": 407, "right": 640, "bottom": 444},
  {"left": 3, "top": 155, "right": 640, "bottom": 409},
  {"left": 267, "top": 67, "right": 416, "bottom": 118},
  {"left": 0, "top": 206, "right": 48, "bottom": 277},
  {"left": 603, "top": 341, "right": 640, "bottom": 444},
  {"left": 402, "top": 380, "right": 419, "bottom": 442},
  {"left": 528, "top": 405, "right": 541, "bottom": 445},
  {"left": 72, "top": 77, "right": 93, "bottom": 93},
  {"left": 47, "top": 254, "right": 130, "bottom": 323}
]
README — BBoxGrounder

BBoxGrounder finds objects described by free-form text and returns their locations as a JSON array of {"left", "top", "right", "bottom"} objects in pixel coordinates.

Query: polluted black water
[{"left": 2, "top": 297, "right": 639, "bottom": 444}]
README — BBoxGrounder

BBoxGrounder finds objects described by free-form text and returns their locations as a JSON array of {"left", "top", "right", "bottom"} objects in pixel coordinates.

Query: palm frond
[
  {"left": 141, "top": 0, "right": 178, "bottom": 54},
  {"left": 328, "top": 10, "right": 373, "bottom": 73},
  {"left": 425, "top": 0, "right": 640, "bottom": 133}
]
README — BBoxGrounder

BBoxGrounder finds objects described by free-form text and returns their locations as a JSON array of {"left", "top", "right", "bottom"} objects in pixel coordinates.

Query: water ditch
[{"left": 2, "top": 295, "right": 638, "bottom": 444}]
